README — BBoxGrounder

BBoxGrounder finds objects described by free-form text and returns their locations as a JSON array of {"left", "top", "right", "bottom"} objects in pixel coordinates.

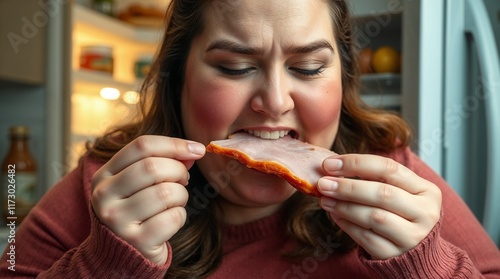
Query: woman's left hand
[{"left": 318, "top": 153, "right": 442, "bottom": 260}]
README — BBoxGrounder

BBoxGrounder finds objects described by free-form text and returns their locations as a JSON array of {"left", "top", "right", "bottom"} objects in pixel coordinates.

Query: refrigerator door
[{"left": 443, "top": 0, "right": 500, "bottom": 245}]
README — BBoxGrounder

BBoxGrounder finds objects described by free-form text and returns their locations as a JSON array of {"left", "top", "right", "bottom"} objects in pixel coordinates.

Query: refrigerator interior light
[
  {"left": 100, "top": 87, "right": 120, "bottom": 100},
  {"left": 123, "top": 90, "right": 140, "bottom": 104}
]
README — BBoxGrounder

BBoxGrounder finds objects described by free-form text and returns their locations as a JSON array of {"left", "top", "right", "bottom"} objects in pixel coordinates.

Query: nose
[{"left": 250, "top": 69, "right": 295, "bottom": 118}]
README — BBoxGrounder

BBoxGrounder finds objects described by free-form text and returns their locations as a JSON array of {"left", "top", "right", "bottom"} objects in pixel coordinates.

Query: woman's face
[{"left": 181, "top": 0, "right": 342, "bottom": 221}]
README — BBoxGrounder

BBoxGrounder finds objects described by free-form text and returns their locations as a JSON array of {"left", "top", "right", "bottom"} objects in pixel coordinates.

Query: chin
[
  {"left": 227, "top": 168, "right": 297, "bottom": 206},
  {"left": 198, "top": 156, "right": 296, "bottom": 207}
]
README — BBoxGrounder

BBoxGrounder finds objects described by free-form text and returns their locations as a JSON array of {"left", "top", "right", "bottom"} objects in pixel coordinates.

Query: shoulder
[{"left": 52, "top": 152, "right": 107, "bottom": 202}]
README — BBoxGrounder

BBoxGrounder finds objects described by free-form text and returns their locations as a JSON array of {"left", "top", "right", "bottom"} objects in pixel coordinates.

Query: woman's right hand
[{"left": 90, "top": 135, "right": 206, "bottom": 265}]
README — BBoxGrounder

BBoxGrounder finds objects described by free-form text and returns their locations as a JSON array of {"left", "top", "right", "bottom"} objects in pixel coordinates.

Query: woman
[{"left": 1, "top": 0, "right": 499, "bottom": 278}]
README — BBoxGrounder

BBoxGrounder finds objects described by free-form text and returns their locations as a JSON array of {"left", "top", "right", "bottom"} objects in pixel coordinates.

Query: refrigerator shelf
[
  {"left": 360, "top": 93, "right": 401, "bottom": 109},
  {"left": 359, "top": 73, "right": 401, "bottom": 109},
  {"left": 72, "top": 69, "right": 143, "bottom": 95},
  {"left": 360, "top": 73, "right": 401, "bottom": 87},
  {"left": 73, "top": 4, "right": 163, "bottom": 45}
]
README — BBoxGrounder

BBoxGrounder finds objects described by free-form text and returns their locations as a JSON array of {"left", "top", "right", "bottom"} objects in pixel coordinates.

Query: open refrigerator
[
  {"left": 351, "top": 0, "right": 500, "bottom": 245},
  {"left": 66, "top": 3, "right": 164, "bottom": 170}
]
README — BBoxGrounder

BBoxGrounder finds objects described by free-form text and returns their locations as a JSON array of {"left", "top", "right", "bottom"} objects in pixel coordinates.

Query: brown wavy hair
[{"left": 88, "top": 0, "right": 411, "bottom": 278}]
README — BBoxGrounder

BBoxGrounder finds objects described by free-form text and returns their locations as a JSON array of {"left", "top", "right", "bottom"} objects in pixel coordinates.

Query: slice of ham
[{"left": 206, "top": 133, "right": 336, "bottom": 197}]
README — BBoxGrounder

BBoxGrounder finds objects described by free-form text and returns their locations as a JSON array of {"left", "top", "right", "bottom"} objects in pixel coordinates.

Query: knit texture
[{"left": 1, "top": 148, "right": 499, "bottom": 278}]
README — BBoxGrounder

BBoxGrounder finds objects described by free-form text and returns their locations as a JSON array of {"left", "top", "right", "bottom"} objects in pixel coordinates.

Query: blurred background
[{"left": 0, "top": 0, "right": 499, "bottom": 248}]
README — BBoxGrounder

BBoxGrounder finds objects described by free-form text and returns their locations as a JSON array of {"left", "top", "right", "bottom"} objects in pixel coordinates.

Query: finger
[
  {"left": 119, "top": 206, "right": 186, "bottom": 263},
  {"left": 116, "top": 182, "right": 189, "bottom": 223},
  {"left": 102, "top": 157, "right": 190, "bottom": 199},
  {"left": 320, "top": 197, "right": 416, "bottom": 249},
  {"left": 328, "top": 212, "right": 404, "bottom": 260},
  {"left": 138, "top": 206, "right": 187, "bottom": 248},
  {"left": 102, "top": 136, "right": 205, "bottom": 177},
  {"left": 323, "top": 154, "right": 428, "bottom": 194},
  {"left": 318, "top": 177, "right": 422, "bottom": 220}
]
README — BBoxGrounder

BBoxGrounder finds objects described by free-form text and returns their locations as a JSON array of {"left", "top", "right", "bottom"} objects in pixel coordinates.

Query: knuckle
[
  {"left": 156, "top": 183, "right": 174, "bottom": 203},
  {"left": 96, "top": 204, "right": 119, "bottom": 227},
  {"left": 352, "top": 154, "right": 362, "bottom": 169},
  {"left": 167, "top": 207, "right": 187, "bottom": 227},
  {"left": 335, "top": 201, "right": 351, "bottom": 216},
  {"left": 90, "top": 171, "right": 103, "bottom": 191},
  {"left": 423, "top": 185, "right": 442, "bottom": 223},
  {"left": 142, "top": 157, "right": 159, "bottom": 176},
  {"left": 383, "top": 158, "right": 399, "bottom": 177},
  {"left": 173, "top": 139, "right": 185, "bottom": 154},
  {"left": 133, "top": 136, "right": 151, "bottom": 153},
  {"left": 377, "top": 183, "right": 394, "bottom": 203},
  {"left": 342, "top": 180, "right": 355, "bottom": 195},
  {"left": 430, "top": 184, "right": 443, "bottom": 201},
  {"left": 369, "top": 209, "right": 388, "bottom": 226},
  {"left": 428, "top": 209, "right": 441, "bottom": 224},
  {"left": 91, "top": 185, "right": 108, "bottom": 203},
  {"left": 173, "top": 185, "right": 189, "bottom": 206},
  {"left": 360, "top": 229, "right": 377, "bottom": 246}
]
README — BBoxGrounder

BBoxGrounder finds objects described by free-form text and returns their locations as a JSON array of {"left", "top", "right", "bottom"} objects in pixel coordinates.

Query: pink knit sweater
[{"left": 1, "top": 148, "right": 499, "bottom": 278}]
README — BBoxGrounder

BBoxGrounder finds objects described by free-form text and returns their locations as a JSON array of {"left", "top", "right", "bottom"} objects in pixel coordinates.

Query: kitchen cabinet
[
  {"left": 0, "top": 0, "right": 47, "bottom": 85},
  {"left": 68, "top": 4, "right": 163, "bottom": 168}
]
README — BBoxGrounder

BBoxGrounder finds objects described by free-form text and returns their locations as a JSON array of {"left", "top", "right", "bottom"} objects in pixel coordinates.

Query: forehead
[{"left": 202, "top": 0, "right": 335, "bottom": 47}]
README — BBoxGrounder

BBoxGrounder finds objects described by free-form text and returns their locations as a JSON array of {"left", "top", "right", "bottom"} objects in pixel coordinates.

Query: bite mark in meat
[{"left": 206, "top": 133, "right": 336, "bottom": 197}]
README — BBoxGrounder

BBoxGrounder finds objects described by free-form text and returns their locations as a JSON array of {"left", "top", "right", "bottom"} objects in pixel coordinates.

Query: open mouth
[{"left": 233, "top": 129, "right": 299, "bottom": 140}]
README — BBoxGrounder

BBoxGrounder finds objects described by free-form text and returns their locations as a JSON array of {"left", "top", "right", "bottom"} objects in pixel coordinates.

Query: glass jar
[
  {"left": 1, "top": 126, "right": 38, "bottom": 224},
  {"left": 80, "top": 45, "right": 114, "bottom": 74}
]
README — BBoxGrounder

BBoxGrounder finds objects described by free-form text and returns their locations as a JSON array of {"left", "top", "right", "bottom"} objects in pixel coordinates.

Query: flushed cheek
[
  {"left": 300, "top": 83, "right": 342, "bottom": 147},
  {"left": 182, "top": 77, "right": 243, "bottom": 144}
]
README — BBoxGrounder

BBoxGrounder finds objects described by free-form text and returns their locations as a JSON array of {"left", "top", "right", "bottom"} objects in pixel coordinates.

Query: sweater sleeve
[
  {"left": 0, "top": 155, "right": 171, "bottom": 278},
  {"left": 359, "top": 147, "right": 500, "bottom": 278}
]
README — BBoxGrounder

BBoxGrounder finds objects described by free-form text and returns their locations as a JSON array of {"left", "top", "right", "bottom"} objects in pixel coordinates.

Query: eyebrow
[{"left": 206, "top": 39, "right": 334, "bottom": 55}]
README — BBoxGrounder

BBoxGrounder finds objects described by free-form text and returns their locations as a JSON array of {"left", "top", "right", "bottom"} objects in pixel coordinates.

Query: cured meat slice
[{"left": 206, "top": 133, "right": 336, "bottom": 197}]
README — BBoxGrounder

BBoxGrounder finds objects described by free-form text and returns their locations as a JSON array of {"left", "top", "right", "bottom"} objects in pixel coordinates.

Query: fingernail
[
  {"left": 184, "top": 172, "right": 190, "bottom": 186},
  {"left": 318, "top": 178, "right": 338, "bottom": 193},
  {"left": 324, "top": 158, "right": 343, "bottom": 172},
  {"left": 188, "top": 142, "right": 205, "bottom": 155}
]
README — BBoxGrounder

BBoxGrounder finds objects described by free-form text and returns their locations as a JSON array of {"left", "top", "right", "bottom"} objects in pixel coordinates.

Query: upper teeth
[{"left": 245, "top": 129, "right": 290, "bottom": 140}]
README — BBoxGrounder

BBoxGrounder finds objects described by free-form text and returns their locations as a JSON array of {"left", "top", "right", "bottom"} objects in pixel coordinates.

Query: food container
[
  {"left": 79, "top": 45, "right": 114, "bottom": 74},
  {"left": 134, "top": 54, "right": 154, "bottom": 79},
  {"left": 92, "top": 0, "right": 114, "bottom": 16}
]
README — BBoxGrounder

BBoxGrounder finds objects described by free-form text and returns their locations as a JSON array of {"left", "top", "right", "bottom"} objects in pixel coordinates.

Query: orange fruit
[
  {"left": 371, "top": 46, "right": 401, "bottom": 73},
  {"left": 358, "top": 48, "right": 374, "bottom": 74}
]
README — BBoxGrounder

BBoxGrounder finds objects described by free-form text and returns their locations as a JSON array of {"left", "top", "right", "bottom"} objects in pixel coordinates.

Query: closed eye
[
  {"left": 217, "top": 65, "right": 255, "bottom": 76},
  {"left": 290, "top": 66, "right": 325, "bottom": 77}
]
